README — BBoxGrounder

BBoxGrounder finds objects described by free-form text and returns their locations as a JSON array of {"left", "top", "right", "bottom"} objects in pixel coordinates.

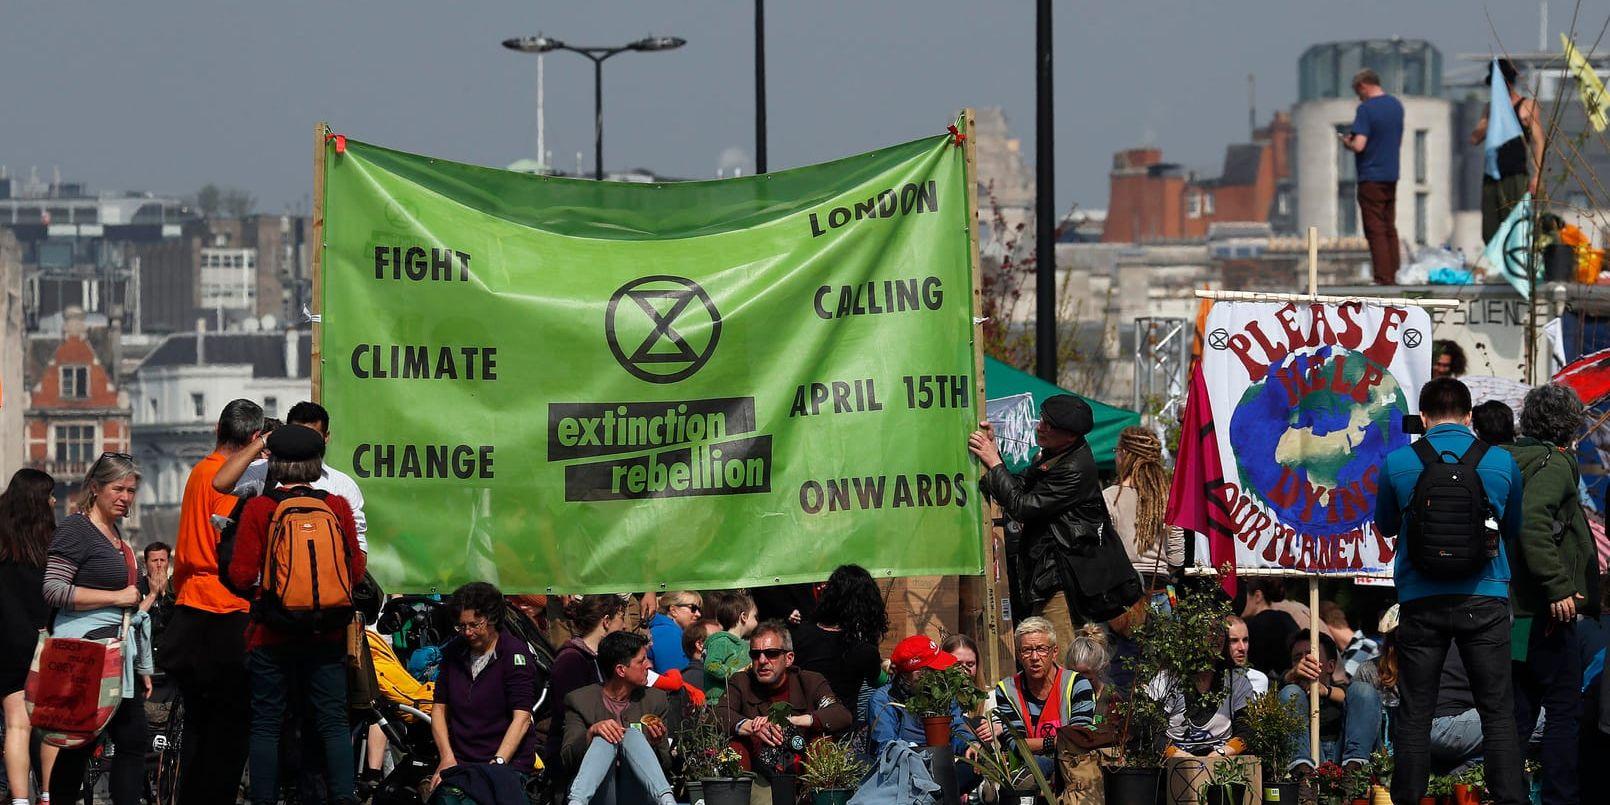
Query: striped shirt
[
  {"left": 43, "top": 514, "right": 134, "bottom": 611},
  {"left": 990, "top": 669, "right": 1096, "bottom": 750},
  {"left": 1340, "top": 631, "right": 1381, "bottom": 679}
]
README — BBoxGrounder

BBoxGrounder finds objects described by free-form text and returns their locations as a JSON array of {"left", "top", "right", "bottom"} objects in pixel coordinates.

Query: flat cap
[
  {"left": 267, "top": 424, "right": 325, "bottom": 462},
  {"left": 1040, "top": 394, "right": 1093, "bottom": 437}
]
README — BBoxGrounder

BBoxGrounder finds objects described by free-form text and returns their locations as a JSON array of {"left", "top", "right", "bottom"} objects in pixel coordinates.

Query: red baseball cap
[{"left": 891, "top": 635, "right": 957, "bottom": 674}]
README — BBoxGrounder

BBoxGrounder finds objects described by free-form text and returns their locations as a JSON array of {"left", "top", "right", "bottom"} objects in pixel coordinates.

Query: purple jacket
[{"left": 433, "top": 629, "right": 540, "bottom": 771}]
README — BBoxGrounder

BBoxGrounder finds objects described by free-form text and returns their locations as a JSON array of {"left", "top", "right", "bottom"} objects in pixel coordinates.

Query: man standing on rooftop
[{"left": 1341, "top": 68, "right": 1405, "bottom": 285}]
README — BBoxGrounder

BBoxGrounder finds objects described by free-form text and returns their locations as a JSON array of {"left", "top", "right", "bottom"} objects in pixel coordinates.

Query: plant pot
[
  {"left": 811, "top": 790, "right": 852, "bottom": 805},
  {"left": 1416, "top": 798, "right": 1434, "bottom": 805},
  {"left": 1261, "top": 781, "right": 1299, "bottom": 804},
  {"left": 1451, "top": 784, "right": 1480, "bottom": 805},
  {"left": 771, "top": 773, "right": 797, "bottom": 805},
  {"left": 1203, "top": 783, "right": 1248, "bottom": 805},
  {"left": 1102, "top": 766, "right": 1162, "bottom": 805},
  {"left": 701, "top": 777, "right": 753, "bottom": 805},
  {"left": 1002, "top": 789, "right": 1047, "bottom": 805},
  {"left": 921, "top": 714, "right": 953, "bottom": 747},
  {"left": 686, "top": 780, "right": 704, "bottom": 805}
]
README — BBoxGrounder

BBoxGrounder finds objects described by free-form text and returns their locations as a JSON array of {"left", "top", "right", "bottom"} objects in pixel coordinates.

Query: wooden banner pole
[
  {"left": 960, "top": 108, "right": 1007, "bottom": 685},
  {"left": 1304, "top": 226, "right": 1322, "bottom": 765},
  {"left": 311, "top": 121, "right": 329, "bottom": 404}
]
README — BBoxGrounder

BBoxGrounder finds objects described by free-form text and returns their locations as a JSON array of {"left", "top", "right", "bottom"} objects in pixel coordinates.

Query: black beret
[
  {"left": 267, "top": 424, "right": 325, "bottom": 462},
  {"left": 1040, "top": 394, "right": 1093, "bottom": 437}
]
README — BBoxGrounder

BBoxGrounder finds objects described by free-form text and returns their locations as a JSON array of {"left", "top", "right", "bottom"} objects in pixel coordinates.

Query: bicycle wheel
[{"left": 151, "top": 696, "right": 184, "bottom": 805}]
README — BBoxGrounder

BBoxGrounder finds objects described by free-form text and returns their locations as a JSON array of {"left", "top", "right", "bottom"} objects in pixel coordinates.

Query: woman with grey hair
[
  {"left": 989, "top": 617, "right": 1096, "bottom": 782},
  {"left": 42, "top": 453, "right": 152, "bottom": 805},
  {"left": 1507, "top": 383, "right": 1597, "bottom": 803}
]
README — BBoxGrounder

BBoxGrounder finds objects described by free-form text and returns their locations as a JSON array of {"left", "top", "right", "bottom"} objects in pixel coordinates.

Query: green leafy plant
[
  {"left": 1452, "top": 763, "right": 1484, "bottom": 790},
  {"left": 1108, "top": 587, "right": 1233, "bottom": 768},
  {"left": 1426, "top": 773, "right": 1453, "bottom": 797},
  {"left": 797, "top": 737, "right": 869, "bottom": 793},
  {"left": 1242, "top": 691, "right": 1305, "bottom": 783},
  {"left": 766, "top": 701, "right": 794, "bottom": 727},
  {"left": 964, "top": 721, "right": 1056, "bottom": 802},
  {"left": 1197, "top": 756, "right": 1252, "bottom": 804},
  {"left": 905, "top": 665, "right": 987, "bottom": 717}
]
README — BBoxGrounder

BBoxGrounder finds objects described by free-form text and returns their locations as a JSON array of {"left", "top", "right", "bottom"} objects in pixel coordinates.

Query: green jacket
[
  {"left": 1503, "top": 438, "right": 1600, "bottom": 619},
  {"left": 702, "top": 630, "right": 750, "bottom": 705}
]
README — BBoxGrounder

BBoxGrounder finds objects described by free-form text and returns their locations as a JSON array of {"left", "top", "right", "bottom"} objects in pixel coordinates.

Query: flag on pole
[
  {"left": 1166, "top": 362, "right": 1237, "bottom": 596},
  {"left": 1562, "top": 34, "right": 1608, "bottom": 133},
  {"left": 1484, "top": 57, "right": 1525, "bottom": 180},
  {"left": 1485, "top": 192, "right": 1535, "bottom": 297}
]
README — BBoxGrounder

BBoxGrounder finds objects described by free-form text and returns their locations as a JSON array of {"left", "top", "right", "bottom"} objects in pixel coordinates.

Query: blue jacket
[
  {"left": 866, "top": 681, "right": 976, "bottom": 756},
  {"left": 1375, "top": 423, "right": 1524, "bottom": 602},
  {"left": 647, "top": 613, "right": 688, "bottom": 672}
]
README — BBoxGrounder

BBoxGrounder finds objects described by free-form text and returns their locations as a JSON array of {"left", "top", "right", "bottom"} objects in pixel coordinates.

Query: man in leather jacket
[{"left": 969, "top": 394, "right": 1108, "bottom": 643}]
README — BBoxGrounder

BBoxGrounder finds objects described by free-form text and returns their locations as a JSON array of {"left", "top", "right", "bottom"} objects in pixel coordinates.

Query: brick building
[
  {"left": 1102, "top": 113, "right": 1294, "bottom": 243},
  {"left": 25, "top": 305, "right": 133, "bottom": 524}
]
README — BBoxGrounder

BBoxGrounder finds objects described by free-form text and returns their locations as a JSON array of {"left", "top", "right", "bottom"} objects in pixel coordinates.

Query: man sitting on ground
[
  {"left": 561, "top": 631, "right": 678, "bottom": 805},
  {"left": 1280, "top": 632, "right": 1381, "bottom": 774},
  {"left": 717, "top": 621, "right": 853, "bottom": 802}
]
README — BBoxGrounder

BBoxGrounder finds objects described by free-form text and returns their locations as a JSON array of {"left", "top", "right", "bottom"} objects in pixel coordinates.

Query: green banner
[{"left": 320, "top": 130, "right": 984, "bottom": 593}]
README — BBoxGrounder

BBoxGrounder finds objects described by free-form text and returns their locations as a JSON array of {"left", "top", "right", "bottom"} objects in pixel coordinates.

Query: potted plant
[
  {"left": 1450, "top": 764, "right": 1483, "bottom": 805},
  {"left": 1242, "top": 691, "right": 1304, "bottom": 805},
  {"left": 1198, "top": 756, "right": 1253, "bottom": 805},
  {"left": 905, "top": 665, "right": 986, "bottom": 746},
  {"left": 964, "top": 724, "right": 1056, "bottom": 805},
  {"left": 1367, "top": 749, "right": 1394, "bottom": 804},
  {"left": 676, "top": 704, "right": 752, "bottom": 805},
  {"left": 1105, "top": 587, "right": 1232, "bottom": 805},
  {"left": 764, "top": 702, "right": 800, "bottom": 805},
  {"left": 797, "top": 737, "right": 869, "bottom": 805},
  {"left": 1312, "top": 761, "right": 1350, "bottom": 805},
  {"left": 1343, "top": 762, "right": 1371, "bottom": 805},
  {"left": 1425, "top": 773, "right": 1453, "bottom": 805}
]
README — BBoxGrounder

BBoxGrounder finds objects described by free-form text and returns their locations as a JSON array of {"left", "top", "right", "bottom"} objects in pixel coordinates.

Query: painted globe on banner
[{"left": 1228, "top": 346, "right": 1410, "bottom": 537}]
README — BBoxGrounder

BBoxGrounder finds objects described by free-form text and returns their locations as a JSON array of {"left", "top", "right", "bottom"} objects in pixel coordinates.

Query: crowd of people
[{"left": 0, "top": 370, "right": 1605, "bottom": 804}]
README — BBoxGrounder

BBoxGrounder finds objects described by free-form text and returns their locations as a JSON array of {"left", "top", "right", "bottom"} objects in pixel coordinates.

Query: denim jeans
[
  {"left": 1428, "top": 708, "right": 1483, "bottom": 773},
  {"left": 247, "top": 642, "right": 353, "bottom": 805},
  {"left": 565, "top": 731, "right": 674, "bottom": 805},
  {"left": 1514, "top": 620, "right": 1582, "bottom": 805},
  {"left": 1278, "top": 679, "right": 1381, "bottom": 770},
  {"left": 1392, "top": 595, "right": 1526, "bottom": 805}
]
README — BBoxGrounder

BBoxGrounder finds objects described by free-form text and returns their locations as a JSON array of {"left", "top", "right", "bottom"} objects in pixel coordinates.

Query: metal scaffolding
[{"left": 1132, "top": 316, "right": 1191, "bottom": 422}]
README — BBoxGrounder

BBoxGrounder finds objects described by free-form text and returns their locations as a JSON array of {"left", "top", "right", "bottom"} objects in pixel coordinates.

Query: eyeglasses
[
  {"left": 749, "top": 648, "right": 788, "bottom": 661},
  {"left": 673, "top": 603, "right": 702, "bottom": 614},
  {"left": 1018, "top": 645, "right": 1055, "bottom": 657},
  {"left": 99, "top": 451, "right": 134, "bottom": 461},
  {"left": 454, "top": 618, "right": 490, "bottom": 634}
]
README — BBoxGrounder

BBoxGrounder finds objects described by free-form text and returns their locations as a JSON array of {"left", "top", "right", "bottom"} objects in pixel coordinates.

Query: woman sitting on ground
[{"left": 989, "top": 617, "right": 1095, "bottom": 783}]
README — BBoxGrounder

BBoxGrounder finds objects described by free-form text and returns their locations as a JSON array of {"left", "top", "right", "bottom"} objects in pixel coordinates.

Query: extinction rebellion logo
[
  {"left": 606, "top": 275, "right": 722, "bottom": 384},
  {"left": 546, "top": 275, "right": 773, "bottom": 502}
]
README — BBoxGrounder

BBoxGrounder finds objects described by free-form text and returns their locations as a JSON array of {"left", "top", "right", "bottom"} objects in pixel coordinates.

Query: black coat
[{"left": 980, "top": 440, "right": 1108, "bottom": 610}]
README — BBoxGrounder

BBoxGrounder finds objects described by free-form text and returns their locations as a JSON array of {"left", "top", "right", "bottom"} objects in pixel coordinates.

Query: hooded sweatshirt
[
  {"left": 703, "top": 630, "right": 750, "bottom": 705},
  {"left": 1503, "top": 438, "right": 1601, "bottom": 620}
]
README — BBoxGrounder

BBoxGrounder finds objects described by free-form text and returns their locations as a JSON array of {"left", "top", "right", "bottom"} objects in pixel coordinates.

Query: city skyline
[{"left": 0, "top": 1, "right": 1568, "bottom": 215}]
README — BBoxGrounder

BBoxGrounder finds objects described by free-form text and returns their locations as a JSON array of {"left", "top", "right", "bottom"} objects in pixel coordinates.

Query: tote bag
[{"left": 25, "top": 539, "right": 137, "bottom": 748}]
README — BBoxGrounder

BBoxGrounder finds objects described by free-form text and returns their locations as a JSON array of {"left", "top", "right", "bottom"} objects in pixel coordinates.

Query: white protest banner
[{"left": 1199, "top": 301, "right": 1432, "bottom": 574}]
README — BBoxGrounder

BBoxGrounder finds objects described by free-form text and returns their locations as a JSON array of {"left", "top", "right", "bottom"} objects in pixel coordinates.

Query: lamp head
[
  {"left": 630, "top": 36, "right": 686, "bottom": 52},
  {"left": 502, "top": 36, "right": 562, "bottom": 53}
]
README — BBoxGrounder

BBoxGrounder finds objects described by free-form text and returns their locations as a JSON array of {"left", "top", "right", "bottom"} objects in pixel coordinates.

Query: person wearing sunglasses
[
  {"left": 717, "top": 621, "right": 853, "bottom": 801},
  {"left": 645, "top": 590, "right": 702, "bottom": 673}
]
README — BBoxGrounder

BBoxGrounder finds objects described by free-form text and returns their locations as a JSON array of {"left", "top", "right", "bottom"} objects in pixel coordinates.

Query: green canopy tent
[{"left": 983, "top": 356, "right": 1140, "bottom": 472}]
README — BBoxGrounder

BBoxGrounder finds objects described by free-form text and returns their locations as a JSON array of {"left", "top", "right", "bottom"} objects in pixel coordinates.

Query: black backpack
[{"left": 1405, "top": 438, "right": 1500, "bottom": 579}]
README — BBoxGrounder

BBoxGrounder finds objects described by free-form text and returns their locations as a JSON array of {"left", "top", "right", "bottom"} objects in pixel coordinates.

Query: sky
[{"left": 0, "top": 1, "right": 1573, "bottom": 216}]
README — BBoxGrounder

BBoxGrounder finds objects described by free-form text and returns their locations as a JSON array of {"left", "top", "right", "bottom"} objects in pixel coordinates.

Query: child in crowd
[{"left": 703, "top": 592, "right": 759, "bottom": 705}]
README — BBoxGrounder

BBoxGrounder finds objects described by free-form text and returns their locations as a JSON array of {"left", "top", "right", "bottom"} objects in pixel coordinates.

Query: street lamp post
[{"left": 503, "top": 35, "right": 686, "bottom": 181}]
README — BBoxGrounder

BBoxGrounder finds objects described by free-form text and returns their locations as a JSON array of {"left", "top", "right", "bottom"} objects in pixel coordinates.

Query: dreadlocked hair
[{"left": 1115, "top": 426, "right": 1170, "bottom": 556}]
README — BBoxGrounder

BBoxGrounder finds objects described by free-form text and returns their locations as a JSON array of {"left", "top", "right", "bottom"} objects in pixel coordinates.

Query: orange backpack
[{"left": 258, "top": 488, "right": 354, "bottom": 633}]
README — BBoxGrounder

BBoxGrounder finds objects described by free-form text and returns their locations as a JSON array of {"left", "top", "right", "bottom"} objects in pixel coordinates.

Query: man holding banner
[{"left": 971, "top": 395, "right": 1120, "bottom": 640}]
